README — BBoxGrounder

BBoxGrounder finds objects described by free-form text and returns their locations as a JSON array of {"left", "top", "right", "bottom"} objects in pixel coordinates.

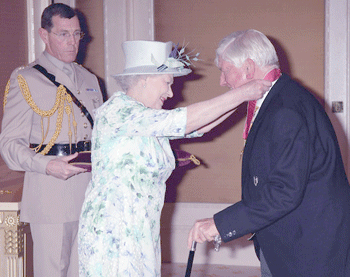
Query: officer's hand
[{"left": 46, "top": 152, "right": 87, "bottom": 180}]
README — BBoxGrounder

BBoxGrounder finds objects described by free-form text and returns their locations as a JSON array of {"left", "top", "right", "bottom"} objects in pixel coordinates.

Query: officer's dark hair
[{"left": 41, "top": 3, "right": 77, "bottom": 32}]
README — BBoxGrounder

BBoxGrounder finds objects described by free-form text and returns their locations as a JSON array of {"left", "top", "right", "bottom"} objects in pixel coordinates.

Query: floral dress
[{"left": 78, "top": 91, "right": 198, "bottom": 276}]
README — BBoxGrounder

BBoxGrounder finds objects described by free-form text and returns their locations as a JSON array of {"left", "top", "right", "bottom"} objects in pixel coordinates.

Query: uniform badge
[{"left": 86, "top": 88, "right": 99, "bottom": 92}]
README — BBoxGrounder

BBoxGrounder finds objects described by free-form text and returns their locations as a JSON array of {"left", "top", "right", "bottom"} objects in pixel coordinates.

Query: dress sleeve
[{"left": 97, "top": 92, "right": 189, "bottom": 138}]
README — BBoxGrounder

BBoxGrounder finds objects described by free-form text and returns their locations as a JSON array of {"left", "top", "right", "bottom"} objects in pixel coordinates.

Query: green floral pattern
[{"left": 79, "top": 92, "right": 196, "bottom": 276}]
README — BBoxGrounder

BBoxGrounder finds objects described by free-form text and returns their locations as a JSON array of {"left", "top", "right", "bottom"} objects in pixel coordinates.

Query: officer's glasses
[{"left": 51, "top": 31, "right": 85, "bottom": 41}]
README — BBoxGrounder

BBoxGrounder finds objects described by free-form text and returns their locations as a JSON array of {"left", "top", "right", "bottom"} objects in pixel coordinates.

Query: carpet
[{"left": 161, "top": 263, "right": 261, "bottom": 277}]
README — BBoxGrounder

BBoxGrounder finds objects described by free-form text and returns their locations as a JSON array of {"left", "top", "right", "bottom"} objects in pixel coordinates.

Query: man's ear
[
  {"left": 244, "top": 58, "right": 256, "bottom": 79},
  {"left": 38, "top": 28, "right": 49, "bottom": 44}
]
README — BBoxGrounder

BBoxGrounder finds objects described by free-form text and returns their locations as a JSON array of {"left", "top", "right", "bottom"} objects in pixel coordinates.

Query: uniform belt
[{"left": 30, "top": 141, "right": 91, "bottom": 156}]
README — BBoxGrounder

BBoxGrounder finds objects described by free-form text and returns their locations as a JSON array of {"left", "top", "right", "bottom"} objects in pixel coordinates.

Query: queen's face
[{"left": 143, "top": 74, "right": 174, "bottom": 109}]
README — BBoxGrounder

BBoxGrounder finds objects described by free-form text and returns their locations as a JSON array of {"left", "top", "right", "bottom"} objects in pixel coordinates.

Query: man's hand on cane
[{"left": 187, "top": 218, "right": 220, "bottom": 249}]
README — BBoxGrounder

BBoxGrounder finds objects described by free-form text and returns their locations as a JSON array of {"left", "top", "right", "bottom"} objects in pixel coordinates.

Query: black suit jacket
[{"left": 214, "top": 74, "right": 350, "bottom": 276}]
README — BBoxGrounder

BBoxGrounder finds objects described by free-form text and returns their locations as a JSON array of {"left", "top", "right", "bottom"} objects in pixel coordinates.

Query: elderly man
[
  {"left": 188, "top": 29, "right": 350, "bottom": 276},
  {"left": 0, "top": 3, "right": 103, "bottom": 276}
]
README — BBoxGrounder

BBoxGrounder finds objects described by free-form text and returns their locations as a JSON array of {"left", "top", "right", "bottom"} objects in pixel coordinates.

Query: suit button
[{"left": 83, "top": 123, "right": 88, "bottom": 128}]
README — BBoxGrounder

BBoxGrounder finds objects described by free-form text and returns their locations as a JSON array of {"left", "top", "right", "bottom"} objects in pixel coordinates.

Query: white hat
[{"left": 112, "top": 40, "right": 192, "bottom": 77}]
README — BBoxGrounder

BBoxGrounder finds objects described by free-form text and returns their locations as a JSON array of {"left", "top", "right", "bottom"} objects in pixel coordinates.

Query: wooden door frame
[{"left": 325, "top": 0, "right": 350, "bottom": 177}]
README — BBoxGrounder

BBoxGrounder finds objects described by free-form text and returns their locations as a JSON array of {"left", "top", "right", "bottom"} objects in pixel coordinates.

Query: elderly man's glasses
[{"left": 51, "top": 31, "right": 85, "bottom": 41}]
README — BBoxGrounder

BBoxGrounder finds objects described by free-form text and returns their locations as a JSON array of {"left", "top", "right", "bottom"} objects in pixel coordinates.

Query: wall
[
  {"left": 75, "top": 1, "right": 105, "bottom": 81},
  {"left": 154, "top": 0, "right": 325, "bottom": 203},
  {"left": 0, "top": 1, "right": 27, "bottom": 192}
]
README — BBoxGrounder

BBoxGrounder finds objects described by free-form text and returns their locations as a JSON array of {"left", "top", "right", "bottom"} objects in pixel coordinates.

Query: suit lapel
[
  {"left": 242, "top": 74, "right": 292, "bottom": 168},
  {"left": 249, "top": 74, "right": 291, "bottom": 135}
]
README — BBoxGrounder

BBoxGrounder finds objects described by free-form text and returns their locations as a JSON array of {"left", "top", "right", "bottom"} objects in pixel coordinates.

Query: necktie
[
  {"left": 243, "top": 68, "right": 281, "bottom": 139},
  {"left": 63, "top": 64, "right": 75, "bottom": 83}
]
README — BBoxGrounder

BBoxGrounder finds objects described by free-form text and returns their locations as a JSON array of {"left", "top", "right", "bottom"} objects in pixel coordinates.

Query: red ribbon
[{"left": 243, "top": 68, "right": 281, "bottom": 139}]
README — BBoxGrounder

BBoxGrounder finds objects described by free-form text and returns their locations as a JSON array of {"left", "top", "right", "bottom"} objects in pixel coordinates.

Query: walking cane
[
  {"left": 185, "top": 241, "right": 197, "bottom": 277},
  {"left": 184, "top": 235, "right": 222, "bottom": 277}
]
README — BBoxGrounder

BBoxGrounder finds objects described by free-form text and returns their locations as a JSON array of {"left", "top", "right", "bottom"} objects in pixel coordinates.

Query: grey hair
[
  {"left": 214, "top": 29, "right": 279, "bottom": 69},
  {"left": 113, "top": 74, "right": 153, "bottom": 92}
]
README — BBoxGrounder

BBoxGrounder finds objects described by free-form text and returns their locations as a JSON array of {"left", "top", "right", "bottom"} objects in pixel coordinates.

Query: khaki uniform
[{"left": 0, "top": 52, "right": 103, "bottom": 276}]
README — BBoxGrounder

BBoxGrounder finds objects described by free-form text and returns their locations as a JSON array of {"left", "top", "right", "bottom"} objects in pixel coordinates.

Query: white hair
[{"left": 215, "top": 29, "right": 279, "bottom": 68}]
